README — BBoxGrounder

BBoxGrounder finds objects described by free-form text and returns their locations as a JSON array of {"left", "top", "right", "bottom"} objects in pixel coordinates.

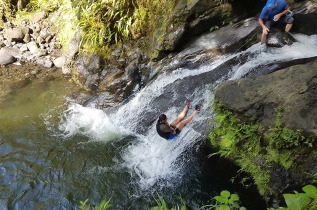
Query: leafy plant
[
  {"left": 79, "top": 198, "right": 112, "bottom": 210},
  {"left": 267, "top": 107, "right": 311, "bottom": 149},
  {"left": 201, "top": 190, "right": 246, "bottom": 210},
  {"left": 210, "top": 25, "right": 219, "bottom": 32},
  {"left": 151, "top": 193, "right": 186, "bottom": 210},
  {"left": 209, "top": 101, "right": 317, "bottom": 196},
  {"left": 268, "top": 185, "right": 317, "bottom": 210}
]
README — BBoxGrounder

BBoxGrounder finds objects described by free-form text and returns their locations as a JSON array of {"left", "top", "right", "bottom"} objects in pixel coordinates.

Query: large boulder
[
  {"left": 0, "top": 51, "right": 16, "bottom": 65},
  {"left": 152, "top": 0, "right": 263, "bottom": 60},
  {"left": 291, "top": 1, "right": 317, "bottom": 35},
  {"left": 215, "top": 59, "right": 317, "bottom": 134},
  {"left": 53, "top": 57, "right": 65, "bottom": 68},
  {"left": 0, "top": 47, "right": 22, "bottom": 58},
  {"left": 3, "top": 28, "right": 24, "bottom": 42},
  {"left": 266, "top": 28, "right": 296, "bottom": 47}
]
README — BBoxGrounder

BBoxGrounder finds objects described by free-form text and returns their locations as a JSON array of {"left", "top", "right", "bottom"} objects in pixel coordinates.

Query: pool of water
[{"left": 0, "top": 71, "right": 267, "bottom": 209}]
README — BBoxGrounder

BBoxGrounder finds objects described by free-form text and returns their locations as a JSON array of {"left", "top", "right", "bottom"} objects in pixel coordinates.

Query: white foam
[
  {"left": 59, "top": 104, "right": 123, "bottom": 141},
  {"left": 230, "top": 34, "right": 317, "bottom": 80}
]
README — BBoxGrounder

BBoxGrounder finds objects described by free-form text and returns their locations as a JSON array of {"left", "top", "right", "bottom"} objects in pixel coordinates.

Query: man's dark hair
[{"left": 158, "top": 114, "right": 167, "bottom": 122}]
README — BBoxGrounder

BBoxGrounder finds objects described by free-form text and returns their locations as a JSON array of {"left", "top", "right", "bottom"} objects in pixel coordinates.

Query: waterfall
[{"left": 58, "top": 34, "right": 317, "bottom": 193}]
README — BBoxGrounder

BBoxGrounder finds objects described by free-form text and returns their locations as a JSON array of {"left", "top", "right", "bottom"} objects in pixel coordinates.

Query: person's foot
[
  {"left": 186, "top": 100, "right": 192, "bottom": 109},
  {"left": 195, "top": 104, "right": 201, "bottom": 111}
]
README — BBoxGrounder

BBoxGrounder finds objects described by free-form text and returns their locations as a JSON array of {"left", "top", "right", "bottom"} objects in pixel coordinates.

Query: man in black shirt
[{"left": 156, "top": 101, "right": 200, "bottom": 140}]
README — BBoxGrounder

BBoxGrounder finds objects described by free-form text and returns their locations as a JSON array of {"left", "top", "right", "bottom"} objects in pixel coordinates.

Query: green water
[{"left": 0, "top": 76, "right": 266, "bottom": 209}]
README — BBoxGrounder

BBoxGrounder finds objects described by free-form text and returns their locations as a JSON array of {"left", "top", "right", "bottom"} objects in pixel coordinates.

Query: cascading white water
[{"left": 58, "top": 34, "right": 317, "bottom": 191}]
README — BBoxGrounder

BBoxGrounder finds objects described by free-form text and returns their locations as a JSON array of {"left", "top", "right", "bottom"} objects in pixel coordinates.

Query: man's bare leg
[
  {"left": 261, "top": 32, "right": 268, "bottom": 44},
  {"left": 170, "top": 105, "right": 189, "bottom": 127},
  {"left": 285, "top": 24, "right": 292, "bottom": 32},
  {"left": 175, "top": 110, "right": 198, "bottom": 130}
]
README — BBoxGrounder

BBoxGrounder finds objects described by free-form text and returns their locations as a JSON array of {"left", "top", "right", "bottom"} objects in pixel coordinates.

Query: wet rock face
[
  {"left": 73, "top": 53, "right": 104, "bottom": 89},
  {"left": 291, "top": 1, "right": 317, "bottom": 35},
  {"left": 152, "top": 0, "right": 264, "bottom": 60},
  {"left": 215, "top": 59, "right": 317, "bottom": 134}
]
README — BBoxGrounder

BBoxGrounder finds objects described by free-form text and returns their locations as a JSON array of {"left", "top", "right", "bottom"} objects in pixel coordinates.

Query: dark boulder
[
  {"left": 291, "top": 1, "right": 317, "bottom": 35},
  {"left": 266, "top": 28, "right": 296, "bottom": 48},
  {"left": 215, "top": 58, "right": 317, "bottom": 134},
  {"left": 292, "top": 12, "right": 317, "bottom": 35},
  {"left": 73, "top": 53, "right": 104, "bottom": 90},
  {"left": 152, "top": 0, "right": 264, "bottom": 60}
]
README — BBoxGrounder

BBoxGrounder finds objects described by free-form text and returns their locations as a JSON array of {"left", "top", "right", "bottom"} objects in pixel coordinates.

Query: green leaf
[
  {"left": 283, "top": 193, "right": 311, "bottom": 210},
  {"left": 215, "top": 196, "right": 228, "bottom": 204},
  {"left": 239, "top": 207, "right": 247, "bottom": 210},
  {"left": 220, "top": 190, "right": 231, "bottom": 198},
  {"left": 230, "top": 194, "right": 240, "bottom": 201},
  {"left": 302, "top": 185, "right": 317, "bottom": 200},
  {"left": 216, "top": 205, "right": 230, "bottom": 210}
]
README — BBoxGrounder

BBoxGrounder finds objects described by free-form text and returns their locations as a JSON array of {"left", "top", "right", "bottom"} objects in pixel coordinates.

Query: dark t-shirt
[
  {"left": 259, "top": 0, "right": 288, "bottom": 20},
  {"left": 156, "top": 121, "right": 173, "bottom": 139}
]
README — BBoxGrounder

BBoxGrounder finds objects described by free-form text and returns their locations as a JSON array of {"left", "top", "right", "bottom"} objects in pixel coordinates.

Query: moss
[{"left": 210, "top": 100, "right": 317, "bottom": 196}]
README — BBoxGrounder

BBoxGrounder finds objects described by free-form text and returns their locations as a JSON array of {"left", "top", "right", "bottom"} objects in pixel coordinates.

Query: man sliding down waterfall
[
  {"left": 156, "top": 101, "right": 200, "bottom": 140},
  {"left": 259, "top": 0, "right": 294, "bottom": 44}
]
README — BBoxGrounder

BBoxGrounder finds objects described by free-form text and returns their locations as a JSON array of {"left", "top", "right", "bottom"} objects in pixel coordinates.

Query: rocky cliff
[{"left": 212, "top": 59, "right": 317, "bottom": 205}]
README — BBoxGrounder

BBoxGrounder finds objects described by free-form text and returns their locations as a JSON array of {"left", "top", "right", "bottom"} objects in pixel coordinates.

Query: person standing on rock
[
  {"left": 156, "top": 101, "right": 200, "bottom": 140},
  {"left": 259, "top": 0, "right": 294, "bottom": 44}
]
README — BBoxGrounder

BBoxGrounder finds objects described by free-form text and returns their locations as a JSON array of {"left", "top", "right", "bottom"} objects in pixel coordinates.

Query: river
[{"left": 0, "top": 34, "right": 317, "bottom": 209}]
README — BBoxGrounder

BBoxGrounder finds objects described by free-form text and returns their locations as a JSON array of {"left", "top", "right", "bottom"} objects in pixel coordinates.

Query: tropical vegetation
[{"left": 209, "top": 100, "right": 316, "bottom": 196}]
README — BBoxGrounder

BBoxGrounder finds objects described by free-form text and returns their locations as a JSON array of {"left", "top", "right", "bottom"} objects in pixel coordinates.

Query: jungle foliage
[
  {"left": 0, "top": 0, "right": 180, "bottom": 56},
  {"left": 209, "top": 100, "right": 316, "bottom": 196},
  {"left": 269, "top": 185, "right": 317, "bottom": 210},
  {"left": 80, "top": 185, "right": 317, "bottom": 209},
  {"left": 201, "top": 190, "right": 246, "bottom": 210}
]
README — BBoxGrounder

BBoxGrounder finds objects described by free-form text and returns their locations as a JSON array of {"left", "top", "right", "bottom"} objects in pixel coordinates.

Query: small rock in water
[
  {"left": 0, "top": 54, "right": 16, "bottom": 65},
  {"left": 37, "top": 58, "right": 53, "bottom": 68},
  {"left": 31, "top": 69, "right": 39, "bottom": 74},
  {"left": 12, "top": 62, "right": 22, "bottom": 66},
  {"left": 53, "top": 57, "right": 65, "bottom": 68}
]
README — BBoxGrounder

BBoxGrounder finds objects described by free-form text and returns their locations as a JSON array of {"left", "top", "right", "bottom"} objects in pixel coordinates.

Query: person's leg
[
  {"left": 175, "top": 110, "right": 198, "bottom": 131},
  {"left": 261, "top": 33, "right": 268, "bottom": 44},
  {"left": 170, "top": 105, "right": 189, "bottom": 127},
  {"left": 285, "top": 24, "right": 292, "bottom": 32},
  {"left": 261, "top": 20, "right": 272, "bottom": 44},
  {"left": 284, "top": 16, "right": 294, "bottom": 32}
]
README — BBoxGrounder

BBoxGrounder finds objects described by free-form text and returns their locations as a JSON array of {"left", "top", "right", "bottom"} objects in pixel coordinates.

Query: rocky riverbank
[{"left": 0, "top": 11, "right": 64, "bottom": 68}]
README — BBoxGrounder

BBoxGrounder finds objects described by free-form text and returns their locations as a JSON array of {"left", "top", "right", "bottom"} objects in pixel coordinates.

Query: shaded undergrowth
[{"left": 209, "top": 100, "right": 317, "bottom": 196}]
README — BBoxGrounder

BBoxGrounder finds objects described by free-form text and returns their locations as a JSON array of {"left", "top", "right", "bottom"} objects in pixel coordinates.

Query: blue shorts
[{"left": 168, "top": 133, "right": 178, "bottom": 140}]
